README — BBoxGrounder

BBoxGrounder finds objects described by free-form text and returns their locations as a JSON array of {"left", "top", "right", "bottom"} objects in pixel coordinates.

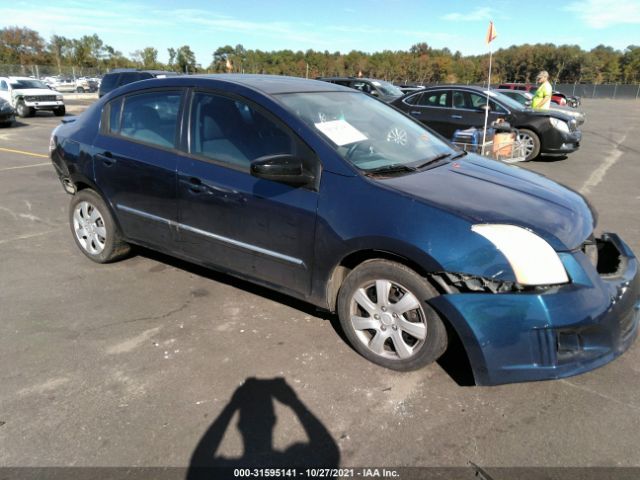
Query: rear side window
[
  {"left": 107, "top": 98, "right": 123, "bottom": 132},
  {"left": 415, "top": 91, "right": 449, "bottom": 107},
  {"left": 116, "top": 91, "right": 182, "bottom": 149}
]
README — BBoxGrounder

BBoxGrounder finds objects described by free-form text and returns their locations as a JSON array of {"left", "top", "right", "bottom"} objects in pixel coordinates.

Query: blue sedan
[{"left": 49, "top": 75, "right": 639, "bottom": 385}]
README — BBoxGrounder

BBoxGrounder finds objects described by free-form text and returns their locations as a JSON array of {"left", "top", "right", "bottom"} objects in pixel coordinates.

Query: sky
[{"left": 1, "top": 0, "right": 639, "bottom": 65}]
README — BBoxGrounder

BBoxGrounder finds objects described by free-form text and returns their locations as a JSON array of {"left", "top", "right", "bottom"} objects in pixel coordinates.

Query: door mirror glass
[{"left": 250, "top": 154, "right": 313, "bottom": 186}]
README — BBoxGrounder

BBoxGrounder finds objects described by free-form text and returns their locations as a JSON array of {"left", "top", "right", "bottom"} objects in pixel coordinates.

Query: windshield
[
  {"left": 277, "top": 91, "right": 455, "bottom": 172},
  {"left": 497, "top": 90, "right": 531, "bottom": 106},
  {"left": 10, "top": 79, "right": 49, "bottom": 90},
  {"left": 485, "top": 90, "right": 526, "bottom": 111},
  {"left": 370, "top": 80, "right": 403, "bottom": 97}
]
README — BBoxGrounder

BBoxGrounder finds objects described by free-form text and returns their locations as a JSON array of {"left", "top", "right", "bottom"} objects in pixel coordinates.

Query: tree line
[{"left": 1, "top": 26, "right": 638, "bottom": 84}]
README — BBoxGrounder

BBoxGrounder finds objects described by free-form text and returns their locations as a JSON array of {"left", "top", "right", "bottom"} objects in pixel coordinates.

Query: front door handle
[
  {"left": 451, "top": 114, "right": 463, "bottom": 119},
  {"left": 410, "top": 110, "right": 421, "bottom": 116}
]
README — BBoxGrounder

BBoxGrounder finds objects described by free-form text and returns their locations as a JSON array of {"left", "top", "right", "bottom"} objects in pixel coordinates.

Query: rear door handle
[
  {"left": 186, "top": 177, "right": 205, "bottom": 193},
  {"left": 451, "top": 115, "right": 463, "bottom": 119},
  {"left": 96, "top": 152, "right": 116, "bottom": 166},
  {"left": 410, "top": 110, "right": 421, "bottom": 116}
]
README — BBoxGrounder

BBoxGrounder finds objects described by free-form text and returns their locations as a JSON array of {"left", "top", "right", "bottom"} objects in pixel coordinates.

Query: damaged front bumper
[{"left": 430, "top": 233, "right": 640, "bottom": 386}]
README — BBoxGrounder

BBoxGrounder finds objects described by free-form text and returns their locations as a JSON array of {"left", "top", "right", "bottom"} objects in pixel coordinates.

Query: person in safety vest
[{"left": 532, "top": 70, "right": 552, "bottom": 110}]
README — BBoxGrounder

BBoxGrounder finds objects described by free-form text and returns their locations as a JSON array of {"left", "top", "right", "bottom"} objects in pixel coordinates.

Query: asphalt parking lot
[{"left": 1, "top": 98, "right": 639, "bottom": 475}]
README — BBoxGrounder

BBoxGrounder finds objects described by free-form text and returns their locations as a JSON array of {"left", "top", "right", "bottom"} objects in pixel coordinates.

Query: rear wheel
[
  {"left": 337, "top": 260, "right": 448, "bottom": 371},
  {"left": 76, "top": 87, "right": 85, "bottom": 93},
  {"left": 69, "top": 189, "right": 130, "bottom": 263},
  {"left": 517, "top": 128, "right": 541, "bottom": 161}
]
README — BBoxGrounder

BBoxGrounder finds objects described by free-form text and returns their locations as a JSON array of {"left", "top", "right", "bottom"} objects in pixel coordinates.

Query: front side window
[
  {"left": 189, "top": 92, "right": 297, "bottom": 169},
  {"left": 278, "top": 91, "right": 455, "bottom": 173},
  {"left": 115, "top": 91, "right": 181, "bottom": 148}
]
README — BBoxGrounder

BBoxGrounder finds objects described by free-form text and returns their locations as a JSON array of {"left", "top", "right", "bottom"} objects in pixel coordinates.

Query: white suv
[{"left": 0, "top": 76, "right": 65, "bottom": 117}]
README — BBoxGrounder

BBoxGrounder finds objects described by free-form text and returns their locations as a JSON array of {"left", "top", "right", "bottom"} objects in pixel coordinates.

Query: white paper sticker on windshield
[{"left": 314, "top": 120, "right": 368, "bottom": 146}]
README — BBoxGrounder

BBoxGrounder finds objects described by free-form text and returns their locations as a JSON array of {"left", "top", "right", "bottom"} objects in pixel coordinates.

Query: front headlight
[
  {"left": 550, "top": 117, "right": 569, "bottom": 133},
  {"left": 472, "top": 224, "right": 569, "bottom": 286},
  {"left": 56, "top": 95, "right": 63, "bottom": 101}
]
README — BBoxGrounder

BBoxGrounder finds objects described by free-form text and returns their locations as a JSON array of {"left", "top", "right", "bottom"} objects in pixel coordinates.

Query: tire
[
  {"left": 517, "top": 128, "right": 541, "bottom": 161},
  {"left": 69, "top": 189, "right": 130, "bottom": 263},
  {"left": 337, "top": 260, "right": 448, "bottom": 371},
  {"left": 76, "top": 87, "right": 85, "bottom": 93},
  {"left": 54, "top": 106, "right": 66, "bottom": 117},
  {"left": 16, "top": 101, "right": 33, "bottom": 118}
]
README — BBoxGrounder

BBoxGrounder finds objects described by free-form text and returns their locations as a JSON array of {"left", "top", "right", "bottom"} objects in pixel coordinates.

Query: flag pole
[{"left": 481, "top": 47, "right": 492, "bottom": 156}]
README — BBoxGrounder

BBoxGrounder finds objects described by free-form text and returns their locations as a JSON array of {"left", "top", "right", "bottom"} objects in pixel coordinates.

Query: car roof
[
  {"left": 119, "top": 74, "right": 352, "bottom": 95},
  {"left": 106, "top": 69, "right": 177, "bottom": 75}
]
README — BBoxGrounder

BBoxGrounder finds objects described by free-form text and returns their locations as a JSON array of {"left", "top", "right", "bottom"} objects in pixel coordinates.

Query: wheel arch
[
  {"left": 325, "top": 247, "right": 441, "bottom": 313},
  {"left": 69, "top": 176, "right": 126, "bottom": 237},
  {"left": 327, "top": 248, "right": 477, "bottom": 381}
]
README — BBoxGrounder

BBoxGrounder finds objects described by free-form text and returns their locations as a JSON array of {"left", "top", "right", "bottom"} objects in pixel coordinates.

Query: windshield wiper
[
  {"left": 363, "top": 163, "right": 417, "bottom": 176},
  {"left": 415, "top": 151, "right": 467, "bottom": 170}
]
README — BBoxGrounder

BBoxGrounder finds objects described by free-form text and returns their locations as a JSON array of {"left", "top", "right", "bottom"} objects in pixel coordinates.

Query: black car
[
  {"left": 0, "top": 97, "right": 15, "bottom": 126},
  {"left": 495, "top": 89, "right": 586, "bottom": 126},
  {"left": 392, "top": 86, "right": 581, "bottom": 161},
  {"left": 98, "top": 69, "right": 178, "bottom": 98},
  {"left": 316, "top": 77, "right": 404, "bottom": 103}
]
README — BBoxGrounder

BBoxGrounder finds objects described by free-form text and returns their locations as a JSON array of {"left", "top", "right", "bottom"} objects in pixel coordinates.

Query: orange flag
[{"left": 486, "top": 21, "right": 497, "bottom": 44}]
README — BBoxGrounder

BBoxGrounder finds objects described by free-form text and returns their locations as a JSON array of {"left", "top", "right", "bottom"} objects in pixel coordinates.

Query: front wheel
[
  {"left": 16, "top": 101, "right": 33, "bottom": 118},
  {"left": 69, "top": 189, "right": 131, "bottom": 263},
  {"left": 76, "top": 87, "right": 85, "bottom": 93},
  {"left": 517, "top": 128, "right": 541, "bottom": 161},
  {"left": 337, "top": 260, "right": 448, "bottom": 371},
  {"left": 54, "top": 106, "right": 66, "bottom": 117}
]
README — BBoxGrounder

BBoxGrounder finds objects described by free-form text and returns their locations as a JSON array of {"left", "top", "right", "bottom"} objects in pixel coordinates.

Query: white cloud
[
  {"left": 565, "top": 0, "right": 640, "bottom": 28},
  {"left": 442, "top": 7, "right": 493, "bottom": 22}
]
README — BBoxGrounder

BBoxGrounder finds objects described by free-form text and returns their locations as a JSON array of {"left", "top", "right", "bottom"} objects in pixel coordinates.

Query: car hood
[
  {"left": 12, "top": 88, "right": 60, "bottom": 96},
  {"left": 522, "top": 107, "right": 574, "bottom": 123},
  {"left": 381, "top": 155, "right": 594, "bottom": 251}
]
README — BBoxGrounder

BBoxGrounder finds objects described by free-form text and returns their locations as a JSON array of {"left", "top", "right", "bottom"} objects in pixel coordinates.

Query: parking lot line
[
  {"left": 0, "top": 147, "right": 48, "bottom": 159},
  {"left": 0, "top": 162, "right": 51, "bottom": 172}
]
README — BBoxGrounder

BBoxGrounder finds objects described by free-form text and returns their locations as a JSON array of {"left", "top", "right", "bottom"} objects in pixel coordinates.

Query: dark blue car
[{"left": 49, "top": 75, "right": 640, "bottom": 385}]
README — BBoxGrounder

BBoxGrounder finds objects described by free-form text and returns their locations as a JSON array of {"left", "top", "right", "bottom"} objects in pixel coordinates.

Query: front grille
[{"left": 25, "top": 95, "right": 57, "bottom": 102}]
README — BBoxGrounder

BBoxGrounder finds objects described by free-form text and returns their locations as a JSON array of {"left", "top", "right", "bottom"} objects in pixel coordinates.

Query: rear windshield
[{"left": 100, "top": 74, "right": 120, "bottom": 91}]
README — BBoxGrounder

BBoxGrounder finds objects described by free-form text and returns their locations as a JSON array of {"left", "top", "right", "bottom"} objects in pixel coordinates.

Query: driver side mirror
[{"left": 250, "top": 154, "right": 314, "bottom": 187}]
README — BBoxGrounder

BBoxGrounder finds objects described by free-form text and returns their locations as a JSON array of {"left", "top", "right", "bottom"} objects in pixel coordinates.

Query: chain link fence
[
  {"left": 0, "top": 64, "right": 107, "bottom": 79},
  {"left": 2, "top": 64, "right": 639, "bottom": 99},
  {"left": 554, "top": 83, "right": 640, "bottom": 100}
]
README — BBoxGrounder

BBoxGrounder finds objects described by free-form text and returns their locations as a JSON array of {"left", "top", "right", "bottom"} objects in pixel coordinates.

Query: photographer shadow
[{"left": 187, "top": 377, "right": 340, "bottom": 479}]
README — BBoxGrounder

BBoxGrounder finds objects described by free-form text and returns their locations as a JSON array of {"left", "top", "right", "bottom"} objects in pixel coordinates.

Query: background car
[
  {"left": 496, "top": 89, "right": 586, "bottom": 125},
  {"left": 98, "top": 69, "right": 178, "bottom": 97},
  {"left": 0, "top": 97, "right": 15, "bottom": 126},
  {"left": 0, "top": 76, "right": 65, "bottom": 117},
  {"left": 392, "top": 85, "right": 581, "bottom": 161},
  {"left": 397, "top": 84, "right": 426, "bottom": 94},
  {"left": 316, "top": 76, "right": 404, "bottom": 102},
  {"left": 49, "top": 74, "right": 638, "bottom": 386},
  {"left": 498, "top": 82, "right": 581, "bottom": 108}
]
